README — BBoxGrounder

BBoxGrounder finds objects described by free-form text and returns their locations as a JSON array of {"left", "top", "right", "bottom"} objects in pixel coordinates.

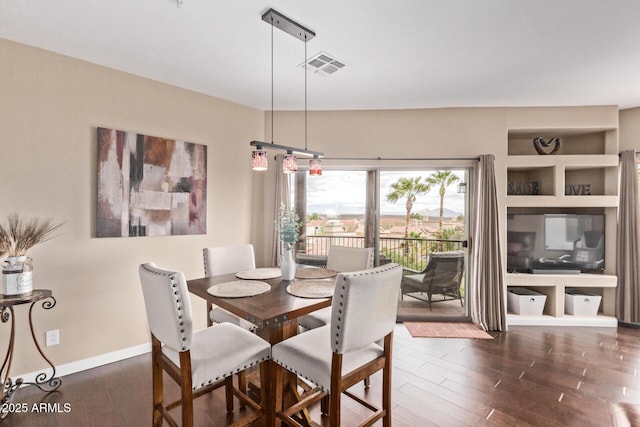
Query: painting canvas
[{"left": 97, "top": 127, "right": 207, "bottom": 237}]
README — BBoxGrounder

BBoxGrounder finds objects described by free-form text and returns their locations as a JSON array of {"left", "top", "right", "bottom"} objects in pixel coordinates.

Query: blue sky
[{"left": 304, "top": 170, "right": 467, "bottom": 217}]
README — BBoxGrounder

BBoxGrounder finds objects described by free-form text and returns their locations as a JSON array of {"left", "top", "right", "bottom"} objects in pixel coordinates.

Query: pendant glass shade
[
  {"left": 283, "top": 153, "right": 297, "bottom": 173},
  {"left": 251, "top": 148, "right": 268, "bottom": 171},
  {"left": 309, "top": 156, "right": 322, "bottom": 176}
]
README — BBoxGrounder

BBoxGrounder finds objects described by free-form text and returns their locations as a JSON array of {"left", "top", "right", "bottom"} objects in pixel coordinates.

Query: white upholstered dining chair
[
  {"left": 203, "top": 244, "right": 257, "bottom": 331},
  {"left": 272, "top": 263, "right": 403, "bottom": 427},
  {"left": 297, "top": 246, "right": 374, "bottom": 331},
  {"left": 138, "top": 262, "right": 271, "bottom": 427},
  {"left": 325, "top": 245, "right": 375, "bottom": 272}
]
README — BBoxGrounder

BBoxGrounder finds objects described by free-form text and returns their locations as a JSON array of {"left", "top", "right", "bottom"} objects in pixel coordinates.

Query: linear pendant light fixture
[{"left": 250, "top": 8, "right": 324, "bottom": 175}]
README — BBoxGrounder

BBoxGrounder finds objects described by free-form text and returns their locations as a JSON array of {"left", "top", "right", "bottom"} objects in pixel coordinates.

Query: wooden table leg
[
  {"left": 257, "top": 320, "right": 313, "bottom": 426},
  {"left": 262, "top": 360, "right": 278, "bottom": 427}
]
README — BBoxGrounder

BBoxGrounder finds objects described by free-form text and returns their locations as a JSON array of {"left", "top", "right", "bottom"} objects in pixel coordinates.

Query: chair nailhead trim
[
  {"left": 141, "top": 264, "right": 190, "bottom": 351},
  {"left": 203, "top": 251, "right": 209, "bottom": 277},
  {"left": 193, "top": 356, "right": 271, "bottom": 391},
  {"left": 332, "top": 263, "right": 402, "bottom": 352},
  {"left": 278, "top": 265, "right": 401, "bottom": 386},
  {"left": 273, "top": 359, "right": 327, "bottom": 392}
]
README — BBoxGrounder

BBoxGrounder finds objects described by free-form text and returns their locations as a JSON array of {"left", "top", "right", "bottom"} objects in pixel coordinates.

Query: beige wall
[
  {"left": 620, "top": 107, "right": 640, "bottom": 151},
  {"left": 269, "top": 106, "right": 618, "bottom": 160},
  {"left": 255, "top": 108, "right": 509, "bottom": 265},
  {"left": 258, "top": 106, "right": 619, "bottom": 263},
  {"left": 0, "top": 39, "right": 263, "bottom": 374},
  {"left": 0, "top": 37, "right": 624, "bottom": 375}
]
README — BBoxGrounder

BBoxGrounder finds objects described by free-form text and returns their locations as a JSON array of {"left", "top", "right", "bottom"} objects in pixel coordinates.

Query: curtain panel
[
  {"left": 616, "top": 150, "right": 640, "bottom": 324},
  {"left": 470, "top": 154, "right": 506, "bottom": 331}
]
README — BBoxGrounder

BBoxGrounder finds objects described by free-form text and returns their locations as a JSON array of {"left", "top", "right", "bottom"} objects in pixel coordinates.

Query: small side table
[{"left": 0, "top": 289, "right": 61, "bottom": 419}]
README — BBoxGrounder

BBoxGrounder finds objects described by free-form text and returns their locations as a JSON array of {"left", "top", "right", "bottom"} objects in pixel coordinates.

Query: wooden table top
[{"left": 187, "top": 272, "right": 332, "bottom": 330}]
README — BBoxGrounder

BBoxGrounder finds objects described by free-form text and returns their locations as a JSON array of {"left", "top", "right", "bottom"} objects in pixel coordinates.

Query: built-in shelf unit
[{"left": 505, "top": 128, "right": 618, "bottom": 326}]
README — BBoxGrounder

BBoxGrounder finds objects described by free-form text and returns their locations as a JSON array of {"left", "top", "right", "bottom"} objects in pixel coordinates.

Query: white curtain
[
  {"left": 616, "top": 150, "right": 640, "bottom": 324},
  {"left": 271, "top": 154, "right": 291, "bottom": 267},
  {"left": 470, "top": 154, "right": 506, "bottom": 331}
]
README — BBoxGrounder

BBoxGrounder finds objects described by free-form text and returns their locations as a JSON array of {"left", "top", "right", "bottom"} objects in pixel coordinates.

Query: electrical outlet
[{"left": 45, "top": 329, "right": 59, "bottom": 347}]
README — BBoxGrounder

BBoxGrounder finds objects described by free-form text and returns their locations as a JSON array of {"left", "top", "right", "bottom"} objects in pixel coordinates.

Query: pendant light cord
[
  {"left": 304, "top": 35, "right": 308, "bottom": 151},
  {"left": 271, "top": 17, "right": 274, "bottom": 144},
  {"left": 251, "top": 9, "right": 323, "bottom": 168}
]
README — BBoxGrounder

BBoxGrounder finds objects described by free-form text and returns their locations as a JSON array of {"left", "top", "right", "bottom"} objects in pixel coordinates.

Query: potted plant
[
  {"left": 277, "top": 203, "right": 301, "bottom": 280},
  {"left": 0, "top": 213, "right": 64, "bottom": 295}
]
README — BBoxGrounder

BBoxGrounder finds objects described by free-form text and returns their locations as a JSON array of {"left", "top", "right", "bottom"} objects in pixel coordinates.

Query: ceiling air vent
[{"left": 300, "top": 51, "right": 346, "bottom": 76}]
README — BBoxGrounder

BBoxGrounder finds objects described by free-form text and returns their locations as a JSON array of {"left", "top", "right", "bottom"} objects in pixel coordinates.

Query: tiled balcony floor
[{"left": 397, "top": 296, "right": 468, "bottom": 321}]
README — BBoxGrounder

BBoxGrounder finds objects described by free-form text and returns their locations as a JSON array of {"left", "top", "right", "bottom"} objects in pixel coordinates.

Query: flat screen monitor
[
  {"left": 506, "top": 213, "right": 605, "bottom": 273},
  {"left": 544, "top": 214, "right": 603, "bottom": 251}
]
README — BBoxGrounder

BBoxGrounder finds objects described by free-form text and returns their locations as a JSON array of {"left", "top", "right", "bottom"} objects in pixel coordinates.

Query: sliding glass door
[
  {"left": 380, "top": 170, "right": 469, "bottom": 321},
  {"left": 293, "top": 167, "right": 470, "bottom": 321}
]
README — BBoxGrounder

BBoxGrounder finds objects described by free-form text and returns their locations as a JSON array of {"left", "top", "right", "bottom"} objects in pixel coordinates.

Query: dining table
[{"left": 186, "top": 266, "right": 336, "bottom": 426}]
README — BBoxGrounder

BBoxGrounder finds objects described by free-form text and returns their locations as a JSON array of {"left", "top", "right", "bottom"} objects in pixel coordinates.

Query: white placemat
[
  {"left": 207, "top": 280, "right": 271, "bottom": 298},
  {"left": 295, "top": 268, "right": 337, "bottom": 279},
  {"left": 235, "top": 268, "right": 282, "bottom": 280},
  {"left": 286, "top": 280, "right": 335, "bottom": 299}
]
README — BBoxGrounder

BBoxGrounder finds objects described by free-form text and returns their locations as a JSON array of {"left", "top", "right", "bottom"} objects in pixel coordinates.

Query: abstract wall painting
[{"left": 97, "top": 127, "right": 207, "bottom": 237}]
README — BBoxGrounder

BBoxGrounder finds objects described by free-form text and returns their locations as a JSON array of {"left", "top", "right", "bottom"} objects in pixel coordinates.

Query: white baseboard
[{"left": 15, "top": 342, "right": 152, "bottom": 386}]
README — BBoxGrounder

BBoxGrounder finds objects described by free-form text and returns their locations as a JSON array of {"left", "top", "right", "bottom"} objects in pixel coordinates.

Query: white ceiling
[{"left": 2, "top": 0, "right": 640, "bottom": 111}]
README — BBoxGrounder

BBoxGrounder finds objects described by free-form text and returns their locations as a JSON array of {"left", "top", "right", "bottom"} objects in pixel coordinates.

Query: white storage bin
[
  {"left": 565, "top": 288, "right": 602, "bottom": 316},
  {"left": 507, "top": 287, "right": 547, "bottom": 315}
]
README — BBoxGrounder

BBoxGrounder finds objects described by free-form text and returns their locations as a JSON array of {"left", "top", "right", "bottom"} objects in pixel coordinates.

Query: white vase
[
  {"left": 2, "top": 256, "right": 33, "bottom": 296},
  {"left": 280, "top": 249, "right": 296, "bottom": 281}
]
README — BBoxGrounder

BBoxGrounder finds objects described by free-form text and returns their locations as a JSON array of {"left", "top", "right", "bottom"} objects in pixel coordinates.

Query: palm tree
[
  {"left": 427, "top": 171, "right": 460, "bottom": 232},
  {"left": 430, "top": 226, "right": 464, "bottom": 252},
  {"left": 386, "top": 177, "right": 431, "bottom": 238}
]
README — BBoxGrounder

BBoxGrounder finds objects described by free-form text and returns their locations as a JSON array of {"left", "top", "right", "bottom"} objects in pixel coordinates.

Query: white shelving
[
  {"left": 505, "top": 129, "right": 618, "bottom": 327},
  {"left": 507, "top": 154, "right": 619, "bottom": 207},
  {"left": 507, "top": 195, "right": 618, "bottom": 208},
  {"left": 506, "top": 273, "right": 617, "bottom": 326}
]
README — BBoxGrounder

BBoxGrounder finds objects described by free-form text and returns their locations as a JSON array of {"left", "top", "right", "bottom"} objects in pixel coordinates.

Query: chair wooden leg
[
  {"left": 382, "top": 334, "right": 393, "bottom": 427},
  {"left": 225, "top": 376, "right": 234, "bottom": 413},
  {"left": 329, "top": 353, "right": 343, "bottom": 427},
  {"left": 179, "top": 351, "right": 195, "bottom": 427},
  {"left": 329, "top": 392, "right": 341, "bottom": 426},
  {"left": 237, "top": 371, "right": 247, "bottom": 408},
  {"left": 321, "top": 395, "right": 329, "bottom": 416},
  {"left": 151, "top": 336, "right": 164, "bottom": 427}
]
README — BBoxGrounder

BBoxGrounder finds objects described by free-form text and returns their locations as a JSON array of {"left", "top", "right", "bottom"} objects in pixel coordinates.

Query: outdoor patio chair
[{"left": 401, "top": 251, "right": 465, "bottom": 309}]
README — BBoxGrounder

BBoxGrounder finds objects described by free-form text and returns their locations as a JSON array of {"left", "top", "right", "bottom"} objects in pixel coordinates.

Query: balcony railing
[{"left": 299, "top": 235, "right": 465, "bottom": 273}]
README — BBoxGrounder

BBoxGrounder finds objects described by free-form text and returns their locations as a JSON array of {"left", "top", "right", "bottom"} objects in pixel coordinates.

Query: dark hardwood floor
[{"left": 4, "top": 324, "right": 640, "bottom": 426}]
